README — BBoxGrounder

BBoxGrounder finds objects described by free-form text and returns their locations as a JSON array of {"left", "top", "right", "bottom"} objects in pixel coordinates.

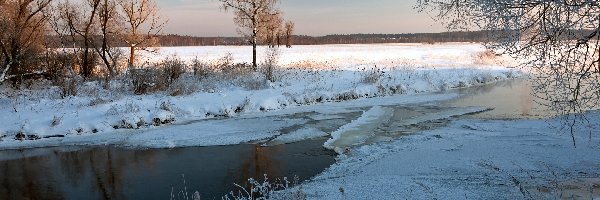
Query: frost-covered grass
[
  {"left": 222, "top": 175, "right": 306, "bottom": 200},
  {"left": 0, "top": 43, "right": 521, "bottom": 149}
]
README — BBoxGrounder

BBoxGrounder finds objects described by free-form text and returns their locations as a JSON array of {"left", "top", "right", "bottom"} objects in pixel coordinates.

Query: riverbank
[
  {"left": 0, "top": 43, "right": 519, "bottom": 150},
  {"left": 299, "top": 110, "right": 600, "bottom": 199}
]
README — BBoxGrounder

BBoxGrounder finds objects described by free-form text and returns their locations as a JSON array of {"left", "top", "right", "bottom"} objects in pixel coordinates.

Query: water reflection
[
  {"left": 447, "top": 79, "right": 555, "bottom": 119},
  {"left": 0, "top": 140, "right": 335, "bottom": 200}
]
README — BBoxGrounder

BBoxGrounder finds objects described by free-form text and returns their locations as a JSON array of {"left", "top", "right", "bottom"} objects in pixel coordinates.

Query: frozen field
[
  {"left": 140, "top": 43, "right": 511, "bottom": 69},
  {"left": 0, "top": 43, "right": 521, "bottom": 149}
]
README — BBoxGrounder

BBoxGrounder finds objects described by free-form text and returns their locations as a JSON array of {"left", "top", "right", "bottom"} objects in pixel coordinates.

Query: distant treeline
[
  {"left": 292, "top": 31, "right": 491, "bottom": 45},
  {"left": 47, "top": 31, "right": 493, "bottom": 48},
  {"left": 155, "top": 31, "right": 492, "bottom": 46}
]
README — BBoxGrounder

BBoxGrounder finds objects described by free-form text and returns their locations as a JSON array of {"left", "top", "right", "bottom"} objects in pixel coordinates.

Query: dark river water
[
  {"left": 0, "top": 79, "right": 570, "bottom": 200},
  {"left": 0, "top": 139, "right": 335, "bottom": 200}
]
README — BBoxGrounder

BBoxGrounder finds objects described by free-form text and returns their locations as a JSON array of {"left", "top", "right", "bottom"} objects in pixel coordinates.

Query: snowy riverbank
[
  {"left": 300, "top": 111, "right": 600, "bottom": 199},
  {"left": 0, "top": 43, "right": 520, "bottom": 149}
]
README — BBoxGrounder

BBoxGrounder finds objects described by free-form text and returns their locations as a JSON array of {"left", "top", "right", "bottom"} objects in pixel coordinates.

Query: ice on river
[
  {"left": 267, "top": 127, "right": 329, "bottom": 146},
  {"left": 324, "top": 106, "right": 394, "bottom": 154},
  {"left": 323, "top": 106, "right": 491, "bottom": 154}
]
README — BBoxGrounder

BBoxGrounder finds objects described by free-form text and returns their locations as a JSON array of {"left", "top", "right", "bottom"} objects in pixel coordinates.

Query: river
[{"left": 0, "top": 79, "right": 562, "bottom": 200}]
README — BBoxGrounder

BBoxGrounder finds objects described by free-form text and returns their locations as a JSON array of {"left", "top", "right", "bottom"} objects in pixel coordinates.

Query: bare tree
[
  {"left": 93, "top": 0, "right": 122, "bottom": 78},
  {"left": 416, "top": 0, "right": 600, "bottom": 145},
  {"left": 284, "top": 20, "right": 294, "bottom": 48},
  {"left": 118, "top": 0, "right": 165, "bottom": 68},
  {"left": 0, "top": 0, "right": 52, "bottom": 83},
  {"left": 51, "top": 0, "right": 123, "bottom": 81},
  {"left": 261, "top": 12, "right": 282, "bottom": 47},
  {"left": 219, "top": 0, "right": 280, "bottom": 70},
  {"left": 59, "top": 0, "right": 103, "bottom": 78}
]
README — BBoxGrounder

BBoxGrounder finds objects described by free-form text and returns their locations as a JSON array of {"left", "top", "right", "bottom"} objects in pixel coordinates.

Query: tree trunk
[
  {"left": 252, "top": 29, "right": 257, "bottom": 71},
  {"left": 252, "top": 42, "right": 257, "bottom": 71},
  {"left": 129, "top": 45, "right": 135, "bottom": 68},
  {"left": 82, "top": 47, "right": 91, "bottom": 77},
  {"left": 0, "top": 60, "right": 12, "bottom": 82}
]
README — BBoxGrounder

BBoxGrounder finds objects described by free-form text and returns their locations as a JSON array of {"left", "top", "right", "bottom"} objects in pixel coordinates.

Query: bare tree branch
[
  {"left": 118, "top": 0, "right": 166, "bottom": 68},
  {"left": 416, "top": 0, "right": 600, "bottom": 145},
  {"left": 0, "top": 0, "right": 52, "bottom": 83}
]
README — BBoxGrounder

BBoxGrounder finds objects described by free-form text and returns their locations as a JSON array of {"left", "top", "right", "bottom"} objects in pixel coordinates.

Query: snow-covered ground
[
  {"left": 0, "top": 43, "right": 520, "bottom": 149},
  {"left": 140, "top": 43, "right": 509, "bottom": 70},
  {"left": 300, "top": 111, "right": 600, "bottom": 199}
]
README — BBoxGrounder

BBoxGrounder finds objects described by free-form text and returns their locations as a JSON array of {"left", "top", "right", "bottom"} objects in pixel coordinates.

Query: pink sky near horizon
[{"left": 156, "top": 0, "right": 446, "bottom": 37}]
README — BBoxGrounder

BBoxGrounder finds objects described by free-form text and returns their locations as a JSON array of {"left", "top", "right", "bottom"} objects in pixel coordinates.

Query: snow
[
  {"left": 323, "top": 106, "right": 394, "bottom": 154},
  {"left": 267, "top": 127, "right": 328, "bottom": 146},
  {"left": 0, "top": 43, "right": 520, "bottom": 149},
  {"left": 139, "top": 43, "right": 512, "bottom": 70},
  {"left": 0, "top": 92, "right": 458, "bottom": 149},
  {"left": 299, "top": 111, "right": 600, "bottom": 199},
  {"left": 323, "top": 106, "right": 492, "bottom": 154}
]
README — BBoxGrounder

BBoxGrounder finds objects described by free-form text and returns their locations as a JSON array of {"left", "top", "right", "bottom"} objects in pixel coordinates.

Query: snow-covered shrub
[
  {"left": 159, "top": 101, "right": 174, "bottom": 111},
  {"left": 152, "top": 110, "right": 175, "bottom": 126},
  {"left": 192, "top": 57, "right": 210, "bottom": 78},
  {"left": 360, "top": 67, "right": 385, "bottom": 84},
  {"left": 106, "top": 101, "right": 141, "bottom": 116},
  {"left": 221, "top": 62, "right": 255, "bottom": 80},
  {"left": 233, "top": 72, "right": 269, "bottom": 90},
  {"left": 14, "top": 122, "right": 40, "bottom": 140},
  {"left": 161, "top": 56, "right": 187, "bottom": 87},
  {"left": 56, "top": 76, "right": 81, "bottom": 98},
  {"left": 43, "top": 50, "right": 73, "bottom": 80},
  {"left": 262, "top": 47, "right": 280, "bottom": 82},
  {"left": 112, "top": 115, "right": 146, "bottom": 129},
  {"left": 168, "top": 75, "right": 200, "bottom": 96},
  {"left": 201, "top": 54, "right": 267, "bottom": 90},
  {"left": 128, "top": 67, "right": 161, "bottom": 95},
  {"left": 88, "top": 97, "right": 110, "bottom": 106},
  {"left": 473, "top": 73, "right": 499, "bottom": 84},
  {"left": 214, "top": 53, "right": 235, "bottom": 69},
  {"left": 78, "top": 81, "right": 104, "bottom": 98},
  {"left": 127, "top": 56, "right": 187, "bottom": 95},
  {"left": 333, "top": 90, "right": 360, "bottom": 101}
]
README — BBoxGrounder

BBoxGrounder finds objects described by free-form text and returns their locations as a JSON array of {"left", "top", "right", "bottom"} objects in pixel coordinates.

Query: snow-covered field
[
  {"left": 0, "top": 43, "right": 520, "bottom": 149},
  {"left": 140, "top": 43, "right": 509, "bottom": 70}
]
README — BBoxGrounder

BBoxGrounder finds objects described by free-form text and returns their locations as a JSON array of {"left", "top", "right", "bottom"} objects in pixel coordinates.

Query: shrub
[
  {"left": 162, "top": 56, "right": 186, "bottom": 87},
  {"left": 128, "top": 67, "right": 161, "bottom": 95},
  {"left": 56, "top": 76, "right": 81, "bottom": 98},
  {"left": 262, "top": 47, "right": 280, "bottom": 82},
  {"left": 168, "top": 75, "right": 200, "bottom": 96},
  {"left": 128, "top": 56, "right": 190, "bottom": 95},
  {"left": 192, "top": 57, "right": 210, "bottom": 78},
  {"left": 361, "top": 66, "right": 385, "bottom": 84}
]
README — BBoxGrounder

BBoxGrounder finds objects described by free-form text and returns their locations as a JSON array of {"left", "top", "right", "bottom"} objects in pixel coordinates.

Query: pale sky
[{"left": 156, "top": 0, "right": 445, "bottom": 37}]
